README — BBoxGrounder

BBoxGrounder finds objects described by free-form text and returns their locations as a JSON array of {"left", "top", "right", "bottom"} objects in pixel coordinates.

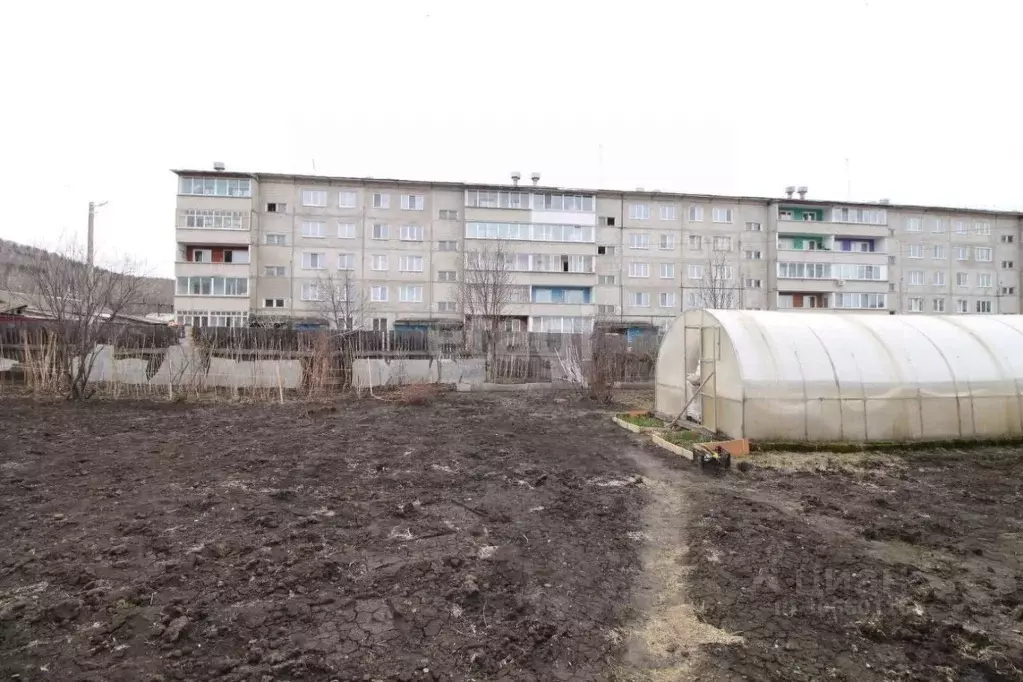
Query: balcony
[
  {"left": 776, "top": 234, "right": 888, "bottom": 265},
  {"left": 778, "top": 204, "right": 888, "bottom": 238},
  {"left": 176, "top": 246, "right": 250, "bottom": 277}
]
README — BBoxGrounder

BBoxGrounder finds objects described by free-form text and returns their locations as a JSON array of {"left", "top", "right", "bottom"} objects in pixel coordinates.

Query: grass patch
[
  {"left": 661, "top": 429, "right": 711, "bottom": 446},
  {"left": 617, "top": 412, "right": 665, "bottom": 428}
]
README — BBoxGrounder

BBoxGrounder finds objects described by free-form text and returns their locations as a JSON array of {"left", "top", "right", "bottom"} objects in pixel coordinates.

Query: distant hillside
[{"left": 0, "top": 239, "right": 175, "bottom": 314}]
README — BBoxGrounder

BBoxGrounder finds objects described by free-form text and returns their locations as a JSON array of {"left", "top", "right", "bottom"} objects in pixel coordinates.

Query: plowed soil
[{"left": 0, "top": 394, "right": 645, "bottom": 681}]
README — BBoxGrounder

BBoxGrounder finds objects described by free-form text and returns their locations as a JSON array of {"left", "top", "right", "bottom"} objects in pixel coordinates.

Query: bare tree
[
  {"left": 26, "top": 240, "right": 156, "bottom": 399},
  {"left": 311, "top": 270, "right": 370, "bottom": 333},
  {"left": 690, "top": 250, "right": 742, "bottom": 309},
  {"left": 457, "top": 244, "right": 517, "bottom": 380}
]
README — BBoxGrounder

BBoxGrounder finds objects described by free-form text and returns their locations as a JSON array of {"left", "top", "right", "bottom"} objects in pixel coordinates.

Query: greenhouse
[{"left": 655, "top": 309, "right": 1023, "bottom": 442}]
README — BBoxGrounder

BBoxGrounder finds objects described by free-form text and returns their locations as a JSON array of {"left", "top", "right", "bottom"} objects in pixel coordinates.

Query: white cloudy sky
[{"left": 1, "top": 0, "right": 1019, "bottom": 277}]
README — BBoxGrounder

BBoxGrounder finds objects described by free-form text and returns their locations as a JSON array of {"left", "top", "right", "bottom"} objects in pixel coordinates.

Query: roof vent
[
  {"left": 511, "top": 171, "right": 521, "bottom": 186},
  {"left": 797, "top": 185, "right": 808, "bottom": 200},
  {"left": 530, "top": 172, "right": 541, "bottom": 186},
  {"left": 213, "top": 161, "right": 226, "bottom": 171},
  {"left": 785, "top": 185, "right": 796, "bottom": 199}
]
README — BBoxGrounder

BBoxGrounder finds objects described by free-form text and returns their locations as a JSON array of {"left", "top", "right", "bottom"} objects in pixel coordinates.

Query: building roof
[{"left": 171, "top": 168, "right": 1023, "bottom": 219}]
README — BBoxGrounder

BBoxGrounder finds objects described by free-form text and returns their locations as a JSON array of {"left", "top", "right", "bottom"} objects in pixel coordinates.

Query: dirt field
[
  {"left": 1, "top": 392, "right": 1022, "bottom": 681},
  {"left": 0, "top": 394, "right": 645, "bottom": 681}
]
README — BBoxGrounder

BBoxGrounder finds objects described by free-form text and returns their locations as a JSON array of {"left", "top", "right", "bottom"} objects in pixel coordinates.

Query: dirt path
[{"left": 616, "top": 441, "right": 741, "bottom": 680}]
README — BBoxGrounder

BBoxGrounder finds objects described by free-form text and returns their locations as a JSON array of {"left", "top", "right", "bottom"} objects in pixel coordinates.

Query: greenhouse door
[{"left": 701, "top": 325, "right": 719, "bottom": 433}]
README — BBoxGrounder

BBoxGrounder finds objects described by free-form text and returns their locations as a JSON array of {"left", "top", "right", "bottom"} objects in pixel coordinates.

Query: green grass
[
  {"left": 617, "top": 413, "right": 665, "bottom": 428},
  {"left": 661, "top": 429, "right": 711, "bottom": 446}
]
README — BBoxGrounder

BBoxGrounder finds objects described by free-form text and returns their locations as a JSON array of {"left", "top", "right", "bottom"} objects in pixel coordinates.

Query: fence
[{"left": 0, "top": 321, "right": 658, "bottom": 397}]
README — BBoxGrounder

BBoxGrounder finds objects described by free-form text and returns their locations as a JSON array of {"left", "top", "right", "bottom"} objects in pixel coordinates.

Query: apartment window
[
  {"left": 302, "top": 190, "right": 328, "bottom": 207},
  {"left": 906, "top": 217, "right": 922, "bottom": 232},
  {"left": 178, "top": 176, "right": 252, "bottom": 198},
  {"left": 908, "top": 271, "right": 924, "bottom": 286},
  {"left": 954, "top": 246, "right": 969, "bottom": 261},
  {"left": 975, "top": 247, "right": 993, "bottom": 262},
  {"left": 779, "top": 210, "right": 794, "bottom": 220},
  {"left": 631, "top": 291, "right": 650, "bottom": 307},
  {"left": 399, "top": 286, "right": 423, "bottom": 303},
  {"left": 399, "top": 255, "right": 424, "bottom": 272},
  {"left": 933, "top": 298, "right": 946, "bottom": 313},
  {"left": 266, "top": 202, "right": 286, "bottom": 213},
  {"left": 688, "top": 235, "right": 703, "bottom": 250},
  {"left": 263, "top": 298, "right": 286, "bottom": 309},
  {"left": 908, "top": 244, "right": 923, "bottom": 259},
  {"left": 956, "top": 272, "right": 969, "bottom": 287},
  {"left": 399, "top": 225, "right": 424, "bottom": 241},
  {"left": 437, "top": 270, "right": 456, "bottom": 282},
  {"left": 659, "top": 205, "right": 676, "bottom": 221},
  {"left": 956, "top": 299, "right": 968, "bottom": 313},
  {"left": 975, "top": 221, "right": 991, "bottom": 236},
  {"left": 713, "top": 236, "right": 732, "bottom": 251},
  {"left": 339, "top": 191, "right": 357, "bottom": 208},
  {"left": 372, "top": 223, "right": 389, "bottom": 240},
  {"left": 338, "top": 222, "right": 356, "bottom": 239},
  {"left": 263, "top": 265, "right": 286, "bottom": 277},
  {"left": 659, "top": 292, "right": 676, "bottom": 308},
  {"left": 371, "top": 286, "right": 389, "bottom": 302},
  {"left": 688, "top": 205, "right": 704, "bottom": 222},
  {"left": 371, "top": 254, "right": 389, "bottom": 271},
  {"left": 597, "top": 304, "right": 616, "bottom": 314},
  {"left": 933, "top": 245, "right": 946, "bottom": 259},
  {"left": 1002, "top": 260, "right": 1015, "bottom": 269},
  {"left": 372, "top": 318, "right": 388, "bottom": 331},
  {"left": 598, "top": 275, "right": 616, "bottom": 285},
  {"left": 933, "top": 271, "right": 946, "bottom": 286},
  {"left": 1001, "top": 286, "right": 1016, "bottom": 295},
  {"left": 301, "top": 221, "right": 325, "bottom": 238},
  {"left": 534, "top": 316, "right": 592, "bottom": 333},
  {"left": 179, "top": 209, "right": 245, "bottom": 229},
  {"left": 833, "top": 293, "right": 887, "bottom": 309},
  {"left": 439, "top": 209, "right": 459, "bottom": 220},
  {"left": 659, "top": 234, "right": 675, "bottom": 250},
  {"left": 687, "top": 264, "right": 703, "bottom": 280},
  {"left": 712, "top": 207, "right": 733, "bottom": 223},
  {"left": 832, "top": 207, "right": 887, "bottom": 225},
  {"left": 628, "top": 233, "right": 650, "bottom": 249},
  {"left": 176, "top": 276, "right": 248, "bottom": 297},
  {"left": 301, "top": 252, "right": 324, "bottom": 269},
  {"left": 778, "top": 262, "right": 830, "bottom": 279},
  {"left": 1001, "top": 234, "right": 1015, "bottom": 244},
  {"left": 954, "top": 220, "right": 968, "bottom": 235},
  {"left": 300, "top": 283, "right": 324, "bottom": 301},
  {"left": 745, "top": 222, "right": 762, "bottom": 232},
  {"left": 466, "top": 221, "right": 595, "bottom": 243},
  {"left": 437, "top": 301, "right": 458, "bottom": 312},
  {"left": 600, "top": 216, "right": 617, "bottom": 227},
  {"left": 598, "top": 245, "right": 615, "bottom": 255},
  {"left": 337, "top": 253, "right": 355, "bottom": 270},
  {"left": 629, "top": 204, "right": 650, "bottom": 220},
  {"left": 909, "top": 297, "right": 924, "bottom": 312},
  {"left": 400, "top": 194, "right": 425, "bottom": 211},
  {"left": 977, "top": 300, "right": 993, "bottom": 313},
  {"left": 932, "top": 219, "right": 946, "bottom": 233},
  {"left": 265, "top": 233, "right": 286, "bottom": 246},
  {"left": 438, "top": 241, "right": 458, "bottom": 251},
  {"left": 372, "top": 193, "right": 390, "bottom": 209},
  {"left": 628, "top": 262, "right": 650, "bottom": 278},
  {"left": 190, "top": 248, "right": 211, "bottom": 263},
  {"left": 744, "top": 249, "right": 762, "bottom": 260},
  {"left": 744, "top": 278, "right": 762, "bottom": 289},
  {"left": 660, "top": 263, "right": 675, "bottom": 279},
  {"left": 978, "top": 273, "right": 993, "bottom": 288}
]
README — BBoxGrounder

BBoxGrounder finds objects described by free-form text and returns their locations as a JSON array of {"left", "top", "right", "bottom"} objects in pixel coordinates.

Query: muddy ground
[
  {"left": 621, "top": 446, "right": 1023, "bottom": 681},
  {"left": 1, "top": 393, "right": 1022, "bottom": 681},
  {"left": 0, "top": 394, "right": 645, "bottom": 681}
]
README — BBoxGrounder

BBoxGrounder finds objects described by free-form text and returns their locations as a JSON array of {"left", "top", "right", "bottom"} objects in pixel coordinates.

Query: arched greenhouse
[{"left": 655, "top": 309, "right": 1023, "bottom": 442}]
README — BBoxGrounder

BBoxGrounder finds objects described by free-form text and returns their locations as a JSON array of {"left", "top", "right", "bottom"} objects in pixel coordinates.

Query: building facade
[{"left": 173, "top": 168, "right": 1023, "bottom": 330}]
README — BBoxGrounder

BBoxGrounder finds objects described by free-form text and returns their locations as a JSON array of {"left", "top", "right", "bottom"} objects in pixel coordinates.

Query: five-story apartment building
[{"left": 173, "top": 167, "right": 1022, "bottom": 330}]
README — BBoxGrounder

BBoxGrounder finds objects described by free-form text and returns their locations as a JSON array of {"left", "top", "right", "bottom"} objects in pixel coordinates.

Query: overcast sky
[{"left": 2, "top": 0, "right": 1019, "bottom": 277}]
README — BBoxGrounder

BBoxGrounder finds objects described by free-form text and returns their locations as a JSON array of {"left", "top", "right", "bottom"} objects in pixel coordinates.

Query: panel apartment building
[{"left": 173, "top": 167, "right": 1023, "bottom": 331}]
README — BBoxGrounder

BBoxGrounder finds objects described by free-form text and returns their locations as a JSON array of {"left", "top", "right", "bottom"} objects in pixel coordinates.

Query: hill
[{"left": 0, "top": 239, "right": 175, "bottom": 313}]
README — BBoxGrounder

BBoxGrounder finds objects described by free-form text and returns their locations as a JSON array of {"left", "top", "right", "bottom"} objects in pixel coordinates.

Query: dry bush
[{"left": 392, "top": 383, "right": 442, "bottom": 406}]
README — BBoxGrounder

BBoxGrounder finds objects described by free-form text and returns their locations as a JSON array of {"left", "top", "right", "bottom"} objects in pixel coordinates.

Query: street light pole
[{"left": 87, "top": 200, "right": 108, "bottom": 268}]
